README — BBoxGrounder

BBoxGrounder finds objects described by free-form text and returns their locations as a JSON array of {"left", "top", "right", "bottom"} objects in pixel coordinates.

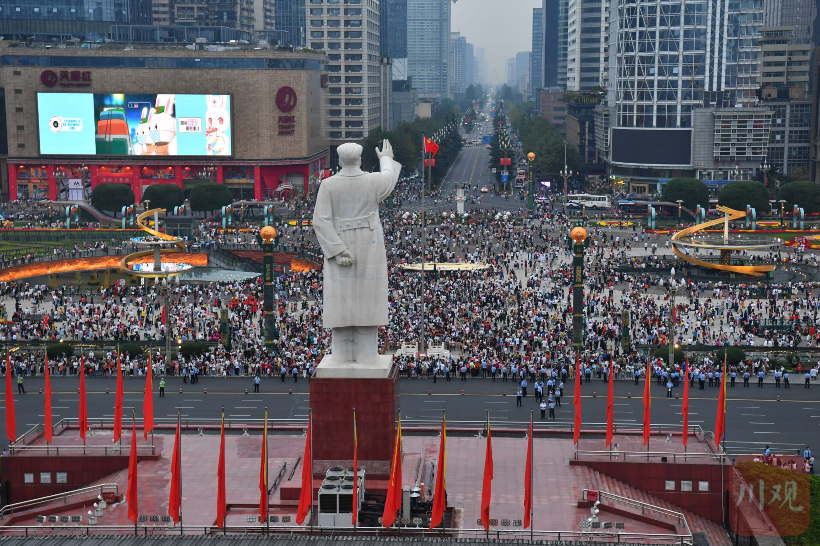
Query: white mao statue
[{"left": 312, "top": 140, "right": 401, "bottom": 375}]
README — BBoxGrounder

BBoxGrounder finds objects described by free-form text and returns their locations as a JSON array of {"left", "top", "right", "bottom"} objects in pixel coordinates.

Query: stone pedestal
[{"left": 310, "top": 355, "right": 397, "bottom": 477}]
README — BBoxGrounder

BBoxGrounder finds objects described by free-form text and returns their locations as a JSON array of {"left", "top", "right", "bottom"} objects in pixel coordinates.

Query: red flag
[
  {"left": 169, "top": 413, "right": 181, "bottom": 524},
  {"left": 428, "top": 414, "right": 447, "bottom": 530},
  {"left": 161, "top": 306, "right": 166, "bottom": 326},
  {"left": 114, "top": 349, "right": 123, "bottom": 443},
  {"left": 523, "top": 416, "right": 533, "bottom": 529},
  {"left": 382, "top": 416, "right": 403, "bottom": 528},
  {"left": 424, "top": 137, "right": 439, "bottom": 157},
  {"left": 480, "top": 421, "right": 494, "bottom": 531},
  {"left": 352, "top": 410, "right": 359, "bottom": 527},
  {"left": 573, "top": 353, "right": 582, "bottom": 445},
  {"left": 216, "top": 411, "right": 227, "bottom": 527},
  {"left": 606, "top": 357, "right": 614, "bottom": 448},
  {"left": 44, "top": 352, "right": 53, "bottom": 444},
  {"left": 642, "top": 361, "right": 652, "bottom": 446},
  {"left": 143, "top": 350, "right": 154, "bottom": 440},
  {"left": 259, "top": 410, "right": 268, "bottom": 522},
  {"left": 682, "top": 359, "right": 690, "bottom": 447},
  {"left": 714, "top": 354, "right": 728, "bottom": 446},
  {"left": 295, "top": 415, "right": 313, "bottom": 525},
  {"left": 5, "top": 351, "right": 16, "bottom": 443},
  {"left": 79, "top": 357, "right": 87, "bottom": 442},
  {"left": 127, "top": 415, "right": 139, "bottom": 524}
]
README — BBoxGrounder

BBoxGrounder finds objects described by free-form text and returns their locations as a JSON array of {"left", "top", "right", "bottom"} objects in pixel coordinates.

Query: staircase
[{"left": 574, "top": 465, "right": 730, "bottom": 546}]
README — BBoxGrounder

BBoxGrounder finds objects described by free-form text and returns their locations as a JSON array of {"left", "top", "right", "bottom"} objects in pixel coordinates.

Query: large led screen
[
  {"left": 610, "top": 128, "right": 691, "bottom": 167},
  {"left": 37, "top": 93, "right": 232, "bottom": 156}
]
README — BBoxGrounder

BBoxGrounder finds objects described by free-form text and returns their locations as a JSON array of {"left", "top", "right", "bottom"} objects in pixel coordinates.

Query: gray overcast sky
[{"left": 452, "top": 0, "right": 541, "bottom": 86}]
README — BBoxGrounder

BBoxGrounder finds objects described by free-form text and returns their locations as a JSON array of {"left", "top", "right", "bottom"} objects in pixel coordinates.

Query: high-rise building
[
  {"left": 307, "top": 0, "right": 381, "bottom": 145},
  {"left": 465, "top": 42, "right": 475, "bottom": 86},
  {"left": 725, "top": 0, "right": 763, "bottom": 107},
  {"left": 763, "top": 0, "right": 818, "bottom": 45},
  {"left": 253, "top": 0, "right": 276, "bottom": 31},
  {"left": 381, "top": 0, "right": 408, "bottom": 59},
  {"left": 531, "top": 7, "right": 544, "bottom": 100},
  {"left": 566, "top": 0, "right": 605, "bottom": 91},
  {"left": 475, "top": 47, "right": 487, "bottom": 85},
  {"left": 277, "top": 0, "right": 306, "bottom": 46},
  {"left": 542, "top": 0, "right": 560, "bottom": 87},
  {"left": 407, "top": 0, "right": 451, "bottom": 99},
  {"left": 759, "top": 27, "right": 812, "bottom": 175},
  {"left": 557, "top": 0, "right": 569, "bottom": 88},
  {"left": 450, "top": 32, "right": 468, "bottom": 94},
  {"left": 507, "top": 58, "right": 517, "bottom": 88},
  {"left": 516, "top": 52, "right": 531, "bottom": 82},
  {"left": 0, "top": 0, "right": 153, "bottom": 40}
]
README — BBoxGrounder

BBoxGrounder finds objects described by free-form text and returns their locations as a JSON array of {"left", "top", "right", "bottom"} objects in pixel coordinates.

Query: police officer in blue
[{"left": 743, "top": 370, "right": 751, "bottom": 387}]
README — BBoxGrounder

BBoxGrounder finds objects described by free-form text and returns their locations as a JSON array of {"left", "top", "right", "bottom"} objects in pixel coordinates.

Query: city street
[{"left": 3, "top": 374, "right": 817, "bottom": 457}]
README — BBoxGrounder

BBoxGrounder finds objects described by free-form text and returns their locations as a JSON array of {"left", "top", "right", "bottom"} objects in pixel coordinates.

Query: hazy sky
[{"left": 452, "top": 0, "right": 541, "bottom": 85}]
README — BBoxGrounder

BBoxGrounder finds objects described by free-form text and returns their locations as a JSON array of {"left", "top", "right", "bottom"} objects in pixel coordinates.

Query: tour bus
[{"left": 566, "top": 194, "right": 611, "bottom": 210}]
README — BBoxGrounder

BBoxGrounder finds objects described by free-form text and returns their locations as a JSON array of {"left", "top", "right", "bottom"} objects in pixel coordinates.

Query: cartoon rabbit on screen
[
  {"left": 150, "top": 94, "right": 177, "bottom": 155},
  {"left": 205, "top": 95, "right": 231, "bottom": 156}
]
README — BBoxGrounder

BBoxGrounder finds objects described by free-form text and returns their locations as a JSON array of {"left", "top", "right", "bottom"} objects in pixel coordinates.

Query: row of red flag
[{"left": 4, "top": 351, "right": 729, "bottom": 529}]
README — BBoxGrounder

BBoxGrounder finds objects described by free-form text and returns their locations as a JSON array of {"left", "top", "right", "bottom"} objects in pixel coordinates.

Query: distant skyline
[{"left": 452, "top": 0, "right": 541, "bottom": 87}]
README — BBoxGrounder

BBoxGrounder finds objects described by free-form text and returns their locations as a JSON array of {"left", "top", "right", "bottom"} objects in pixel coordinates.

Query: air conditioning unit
[{"left": 317, "top": 468, "right": 364, "bottom": 528}]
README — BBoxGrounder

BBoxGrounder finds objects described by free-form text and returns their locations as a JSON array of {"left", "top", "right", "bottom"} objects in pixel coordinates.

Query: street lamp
[
  {"left": 676, "top": 199, "right": 683, "bottom": 219},
  {"left": 527, "top": 152, "right": 535, "bottom": 213},
  {"left": 779, "top": 199, "right": 787, "bottom": 228},
  {"left": 730, "top": 165, "right": 742, "bottom": 182},
  {"left": 667, "top": 267, "right": 681, "bottom": 369},
  {"left": 561, "top": 164, "right": 571, "bottom": 216},
  {"left": 760, "top": 161, "right": 770, "bottom": 187}
]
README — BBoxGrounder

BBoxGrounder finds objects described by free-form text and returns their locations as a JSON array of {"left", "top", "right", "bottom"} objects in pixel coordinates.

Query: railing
[
  {"left": 575, "top": 449, "right": 726, "bottom": 463},
  {"left": 582, "top": 488, "right": 693, "bottom": 541},
  {"left": 0, "top": 483, "right": 119, "bottom": 519},
  {"left": 0, "top": 523, "right": 697, "bottom": 543}
]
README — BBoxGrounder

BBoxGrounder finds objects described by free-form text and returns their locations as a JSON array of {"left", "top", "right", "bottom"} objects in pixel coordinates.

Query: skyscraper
[
  {"left": 542, "top": 0, "right": 559, "bottom": 87},
  {"left": 450, "top": 32, "right": 468, "bottom": 94},
  {"left": 307, "top": 0, "right": 381, "bottom": 144},
  {"left": 277, "top": 0, "right": 306, "bottom": 46},
  {"left": 407, "top": 0, "right": 451, "bottom": 99},
  {"left": 557, "top": 0, "right": 569, "bottom": 88},
  {"left": 465, "top": 42, "right": 475, "bottom": 86},
  {"left": 763, "top": 0, "right": 818, "bottom": 45},
  {"left": 475, "top": 47, "right": 487, "bottom": 85},
  {"left": 381, "top": 0, "right": 408, "bottom": 59},
  {"left": 566, "top": 0, "right": 605, "bottom": 90},
  {"left": 531, "top": 7, "right": 544, "bottom": 100}
]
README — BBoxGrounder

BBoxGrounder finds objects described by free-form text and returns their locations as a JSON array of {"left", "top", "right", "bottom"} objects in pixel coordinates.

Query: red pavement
[{"left": 2, "top": 429, "right": 730, "bottom": 544}]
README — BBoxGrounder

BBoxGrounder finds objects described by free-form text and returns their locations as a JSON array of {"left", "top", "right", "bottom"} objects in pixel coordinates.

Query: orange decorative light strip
[{"left": 0, "top": 253, "right": 208, "bottom": 283}]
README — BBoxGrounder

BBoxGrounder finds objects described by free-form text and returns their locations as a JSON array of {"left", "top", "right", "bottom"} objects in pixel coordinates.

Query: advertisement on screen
[{"left": 37, "top": 93, "right": 232, "bottom": 156}]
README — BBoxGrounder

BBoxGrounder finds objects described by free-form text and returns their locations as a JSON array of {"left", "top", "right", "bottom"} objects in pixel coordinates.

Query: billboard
[
  {"left": 610, "top": 128, "right": 691, "bottom": 167},
  {"left": 37, "top": 93, "right": 232, "bottom": 156}
]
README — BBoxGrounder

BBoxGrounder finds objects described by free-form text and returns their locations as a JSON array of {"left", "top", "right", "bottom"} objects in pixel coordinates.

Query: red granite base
[{"left": 309, "top": 363, "right": 398, "bottom": 477}]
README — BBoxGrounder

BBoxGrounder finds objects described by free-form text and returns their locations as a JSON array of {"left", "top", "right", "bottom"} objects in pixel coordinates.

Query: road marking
[
  {"left": 168, "top": 414, "right": 189, "bottom": 417},
  {"left": 234, "top": 406, "right": 258, "bottom": 409},
  {"left": 230, "top": 414, "right": 251, "bottom": 417},
  {"left": 741, "top": 414, "right": 765, "bottom": 417},
  {"left": 738, "top": 406, "right": 759, "bottom": 409},
  {"left": 184, "top": 399, "right": 202, "bottom": 402},
  {"left": 753, "top": 432, "right": 780, "bottom": 434},
  {"left": 675, "top": 412, "right": 698, "bottom": 415},
  {"left": 486, "top": 401, "right": 507, "bottom": 404},
  {"left": 294, "top": 414, "right": 309, "bottom": 417},
  {"left": 423, "top": 400, "right": 446, "bottom": 403},
  {"left": 52, "top": 406, "right": 69, "bottom": 409},
  {"left": 176, "top": 406, "right": 195, "bottom": 409},
  {"left": 241, "top": 400, "right": 261, "bottom": 403},
  {"left": 748, "top": 422, "right": 775, "bottom": 425}
]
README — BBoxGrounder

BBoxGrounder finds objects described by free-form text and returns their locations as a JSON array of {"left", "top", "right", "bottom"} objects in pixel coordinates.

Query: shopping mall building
[{"left": 0, "top": 41, "right": 329, "bottom": 202}]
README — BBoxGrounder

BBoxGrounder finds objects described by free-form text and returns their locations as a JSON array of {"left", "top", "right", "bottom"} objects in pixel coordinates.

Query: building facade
[
  {"left": 538, "top": 88, "right": 566, "bottom": 131},
  {"left": 381, "top": 0, "right": 408, "bottom": 59},
  {"left": 407, "top": 0, "right": 450, "bottom": 99},
  {"left": 276, "top": 0, "right": 306, "bottom": 46},
  {"left": 763, "top": 0, "right": 818, "bottom": 45},
  {"left": 0, "top": 42, "right": 328, "bottom": 201},
  {"left": 450, "top": 32, "right": 468, "bottom": 94},
  {"left": 531, "top": 7, "right": 544, "bottom": 100},
  {"left": 542, "top": 0, "right": 560, "bottom": 88},
  {"left": 566, "top": 0, "right": 605, "bottom": 91},
  {"left": 307, "top": 0, "right": 382, "bottom": 146},
  {"left": 557, "top": 0, "right": 569, "bottom": 88}
]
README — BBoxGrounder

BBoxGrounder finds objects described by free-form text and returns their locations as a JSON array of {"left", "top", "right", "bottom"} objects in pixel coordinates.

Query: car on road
[{"left": 480, "top": 186, "right": 489, "bottom": 193}]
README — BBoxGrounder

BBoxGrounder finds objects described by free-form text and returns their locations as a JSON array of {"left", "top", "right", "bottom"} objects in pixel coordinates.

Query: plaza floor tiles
[{"left": 7, "top": 433, "right": 729, "bottom": 544}]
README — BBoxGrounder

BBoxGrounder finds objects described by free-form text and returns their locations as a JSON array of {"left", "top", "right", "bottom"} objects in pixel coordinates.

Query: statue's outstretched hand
[
  {"left": 335, "top": 249, "right": 355, "bottom": 266},
  {"left": 375, "top": 139, "right": 394, "bottom": 160}
]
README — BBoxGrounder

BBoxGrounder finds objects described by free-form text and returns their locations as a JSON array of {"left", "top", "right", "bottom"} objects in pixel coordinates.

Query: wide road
[{"left": 3, "top": 374, "right": 816, "bottom": 457}]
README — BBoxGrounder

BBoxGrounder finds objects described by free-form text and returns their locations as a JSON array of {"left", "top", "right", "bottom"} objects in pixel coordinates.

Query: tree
[
  {"left": 180, "top": 341, "right": 209, "bottom": 357},
  {"left": 189, "top": 183, "right": 233, "bottom": 214},
  {"left": 90, "top": 183, "right": 135, "bottom": 212},
  {"left": 715, "top": 347, "right": 746, "bottom": 366},
  {"left": 778, "top": 181, "right": 820, "bottom": 214},
  {"left": 718, "top": 180, "right": 769, "bottom": 213},
  {"left": 46, "top": 343, "right": 74, "bottom": 359},
  {"left": 142, "top": 184, "right": 184, "bottom": 212},
  {"left": 661, "top": 178, "right": 710, "bottom": 215},
  {"left": 653, "top": 345, "right": 686, "bottom": 365}
]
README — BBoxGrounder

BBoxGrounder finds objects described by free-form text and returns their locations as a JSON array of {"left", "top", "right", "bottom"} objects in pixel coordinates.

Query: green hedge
[
  {"left": 142, "top": 184, "right": 184, "bottom": 211},
  {"left": 180, "top": 341, "right": 208, "bottom": 357},
  {"left": 90, "top": 183, "right": 135, "bottom": 212},
  {"left": 653, "top": 345, "right": 686, "bottom": 365},
  {"left": 715, "top": 347, "right": 746, "bottom": 366},
  {"left": 46, "top": 343, "right": 74, "bottom": 358},
  {"left": 118, "top": 342, "right": 143, "bottom": 357}
]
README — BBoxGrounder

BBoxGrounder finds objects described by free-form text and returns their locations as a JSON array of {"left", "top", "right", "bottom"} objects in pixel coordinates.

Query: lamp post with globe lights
[
  {"left": 664, "top": 267, "right": 683, "bottom": 368},
  {"left": 567, "top": 226, "right": 591, "bottom": 351},
  {"left": 258, "top": 225, "right": 279, "bottom": 350},
  {"left": 527, "top": 152, "right": 535, "bottom": 212}
]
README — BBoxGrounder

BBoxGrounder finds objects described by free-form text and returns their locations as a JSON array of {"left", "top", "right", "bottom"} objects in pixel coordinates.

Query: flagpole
[
  {"left": 353, "top": 406, "right": 357, "bottom": 533},
  {"left": 178, "top": 409, "right": 183, "bottom": 536},
  {"left": 530, "top": 409, "right": 534, "bottom": 541},
  {"left": 420, "top": 135, "right": 427, "bottom": 358},
  {"left": 485, "top": 409, "right": 490, "bottom": 539},
  {"left": 265, "top": 407, "right": 269, "bottom": 535},
  {"left": 309, "top": 407, "right": 314, "bottom": 536}
]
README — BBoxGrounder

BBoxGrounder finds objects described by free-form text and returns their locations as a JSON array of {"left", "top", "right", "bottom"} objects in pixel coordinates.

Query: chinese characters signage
[
  {"left": 731, "top": 460, "right": 811, "bottom": 537},
  {"left": 41, "top": 70, "right": 92, "bottom": 88}
]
